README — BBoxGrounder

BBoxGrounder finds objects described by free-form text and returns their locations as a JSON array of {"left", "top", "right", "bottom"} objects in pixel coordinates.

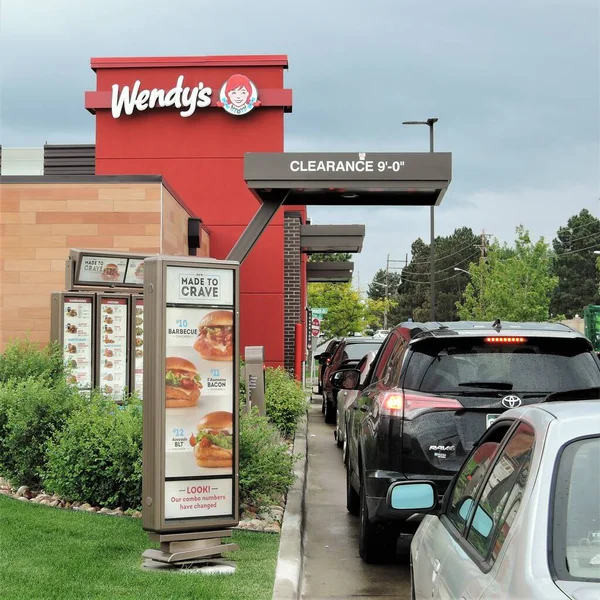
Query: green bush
[
  {"left": 44, "top": 393, "right": 143, "bottom": 510},
  {"left": 0, "top": 379, "right": 82, "bottom": 489},
  {"left": 239, "top": 408, "right": 296, "bottom": 507},
  {"left": 0, "top": 340, "right": 66, "bottom": 386},
  {"left": 264, "top": 367, "right": 307, "bottom": 438}
]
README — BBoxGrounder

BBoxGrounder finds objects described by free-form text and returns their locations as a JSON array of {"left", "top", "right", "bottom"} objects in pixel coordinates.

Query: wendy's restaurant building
[{"left": 0, "top": 55, "right": 364, "bottom": 374}]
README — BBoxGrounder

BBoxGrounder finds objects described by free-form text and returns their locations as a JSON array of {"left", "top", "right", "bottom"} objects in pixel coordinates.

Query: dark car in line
[
  {"left": 333, "top": 320, "right": 600, "bottom": 563},
  {"left": 314, "top": 338, "right": 340, "bottom": 396},
  {"left": 322, "top": 337, "right": 384, "bottom": 424}
]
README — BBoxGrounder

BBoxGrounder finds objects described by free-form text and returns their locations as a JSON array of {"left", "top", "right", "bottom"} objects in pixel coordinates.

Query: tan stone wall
[
  {"left": 161, "top": 187, "right": 210, "bottom": 257},
  {"left": 0, "top": 182, "right": 162, "bottom": 349}
]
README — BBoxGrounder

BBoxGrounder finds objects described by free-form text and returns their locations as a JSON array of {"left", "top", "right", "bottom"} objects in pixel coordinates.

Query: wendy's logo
[{"left": 218, "top": 74, "right": 260, "bottom": 116}]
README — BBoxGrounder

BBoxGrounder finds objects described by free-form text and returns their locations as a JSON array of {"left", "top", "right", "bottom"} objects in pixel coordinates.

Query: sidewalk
[{"left": 300, "top": 400, "right": 411, "bottom": 599}]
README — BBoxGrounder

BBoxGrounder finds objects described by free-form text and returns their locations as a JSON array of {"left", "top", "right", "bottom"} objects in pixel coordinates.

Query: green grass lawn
[{"left": 0, "top": 494, "right": 280, "bottom": 600}]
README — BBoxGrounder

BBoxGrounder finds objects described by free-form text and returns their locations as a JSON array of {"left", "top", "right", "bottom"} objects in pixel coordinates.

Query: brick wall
[
  {"left": 0, "top": 179, "right": 205, "bottom": 350},
  {"left": 284, "top": 212, "right": 302, "bottom": 373}
]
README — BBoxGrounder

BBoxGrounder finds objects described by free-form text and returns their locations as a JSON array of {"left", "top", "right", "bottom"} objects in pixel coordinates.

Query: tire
[
  {"left": 346, "top": 453, "right": 360, "bottom": 516},
  {"left": 359, "top": 476, "right": 397, "bottom": 563},
  {"left": 324, "top": 398, "right": 336, "bottom": 424}
]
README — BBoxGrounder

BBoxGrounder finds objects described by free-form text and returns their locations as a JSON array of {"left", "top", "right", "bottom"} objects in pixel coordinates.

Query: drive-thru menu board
[
  {"left": 164, "top": 266, "right": 235, "bottom": 520},
  {"left": 98, "top": 297, "right": 129, "bottom": 399},
  {"left": 62, "top": 296, "right": 94, "bottom": 390},
  {"left": 134, "top": 298, "right": 144, "bottom": 397},
  {"left": 142, "top": 257, "right": 239, "bottom": 534}
]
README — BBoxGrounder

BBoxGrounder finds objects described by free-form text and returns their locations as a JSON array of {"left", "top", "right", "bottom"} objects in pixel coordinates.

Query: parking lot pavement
[{"left": 300, "top": 399, "right": 411, "bottom": 599}]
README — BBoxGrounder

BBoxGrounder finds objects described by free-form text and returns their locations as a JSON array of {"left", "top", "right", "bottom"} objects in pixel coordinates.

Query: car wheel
[
  {"left": 346, "top": 453, "right": 360, "bottom": 516},
  {"left": 324, "top": 399, "right": 335, "bottom": 424},
  {"left": 359, "top": 476, "right": 396, "bottom": 564}
]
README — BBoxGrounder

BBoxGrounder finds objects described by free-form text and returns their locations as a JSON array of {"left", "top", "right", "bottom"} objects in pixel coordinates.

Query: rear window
[
  {"left": 404, "top": 337, "right": 600, "bottom": 394},
  {"left": 338, "top": 342, "right": 382, "bottom": 361}
]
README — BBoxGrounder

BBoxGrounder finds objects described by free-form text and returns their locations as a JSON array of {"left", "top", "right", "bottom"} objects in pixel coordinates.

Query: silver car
[
  {"left": 387, "top": 399, "right": 600, "bottom": 599},
  {"left": 334, "top": 351, "right": 376, "bottom": 452}
]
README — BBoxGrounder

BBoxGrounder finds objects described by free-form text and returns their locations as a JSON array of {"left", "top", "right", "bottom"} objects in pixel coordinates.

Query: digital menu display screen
[
  {"left": 75, "top": 254, "right": 146, "bottom": 288},
  {"left": 134, "top": 298, "right": 144, "bottom": 398},
  {"left": 163, "top": 266, "right": 235, "bottom": 521},
  {"left": 99, "top": 297, "right": 129, "bottom": 400},
  {"left": 63, "top": 296, "right": 94, "bottom": 390}
]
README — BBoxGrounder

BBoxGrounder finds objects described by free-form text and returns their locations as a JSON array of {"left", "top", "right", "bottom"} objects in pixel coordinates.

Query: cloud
[
  {"left": 0, "top": 0, "right": 598, "bottom": 291},
  {"left": 308, "top": 182, "right": 600, "bottom": 288}
]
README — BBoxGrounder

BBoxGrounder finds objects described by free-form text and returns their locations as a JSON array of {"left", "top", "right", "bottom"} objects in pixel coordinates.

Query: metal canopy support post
[{"left": 226, "top": 191, "right": 289, "bottom": 263}]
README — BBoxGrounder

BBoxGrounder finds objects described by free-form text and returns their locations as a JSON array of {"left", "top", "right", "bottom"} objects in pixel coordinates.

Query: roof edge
[{"left": 91, "top": 55, "right": 289, "bottom": 71}]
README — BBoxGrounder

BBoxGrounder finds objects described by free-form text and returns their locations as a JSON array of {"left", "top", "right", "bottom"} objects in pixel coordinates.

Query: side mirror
[
  {"left": 387, "top": 480, "right": 439, "bottom": 513},
  {"left": 330, "top": 368, "right": 361, "bottom": 391},
  {"left": 457, "top": 498, "right": 493, "bottom": 537}
]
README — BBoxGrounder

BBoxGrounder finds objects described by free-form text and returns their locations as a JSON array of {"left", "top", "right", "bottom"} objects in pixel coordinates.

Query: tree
[
  {"left": 308, "top": 283, "right": 366, "bottom": 337},
  {"left": 366, "top": 269, "right": 402, "bottom": 328},
  {"left": 550, "top": 209, "right": 600, "bottom": 318},
  {"left": 395, "top": 227, "right": 480, "bottom": 322},
  {"left": 456, "top": 226, "right": 558, "bottom": 322},
  {"left": 308, "top": 252, "right": 352, "bottom": 263}
]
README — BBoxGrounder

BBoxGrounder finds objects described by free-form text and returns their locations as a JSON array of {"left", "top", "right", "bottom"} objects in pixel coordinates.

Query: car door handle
[{"left": 433, "top": 558, "right": 441, "bottom": 573}]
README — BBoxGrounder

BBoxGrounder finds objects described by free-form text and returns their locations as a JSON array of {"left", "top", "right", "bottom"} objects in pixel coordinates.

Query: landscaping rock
[
  {"left": 64, "top": 502, "right": 71, "bottom": 509},
  {"left": 17, "top": 486, "right": 32, "bottom": 499},
  {"left": 99, "top": 508, "right": 112, "bottom": 515},
  {"left": 49, "top": 500, "right": 60, "bottom": 508},
  {"left": 86, "top": 507, "right": 99, "bottom": 513},
  {"left": 79, "top": 503, "right": 91, "bottom": 511},
  {"left": 112, "top": 508, "right": 124, "bottom": 516},
  {"left": 40, "top": 499, "right": 51, "bottom": 506},
  {"left": 131, "top": 511, "right": 142, "bottom": 519},
  {"left": 263, "top": 522, "right": 281, "bottom": 533},
  {"left": 72, "top": 501, "right": 81, "bottom": 508},
  {"left": 17, "top": 497, "right": 29, "bottom": 502}
]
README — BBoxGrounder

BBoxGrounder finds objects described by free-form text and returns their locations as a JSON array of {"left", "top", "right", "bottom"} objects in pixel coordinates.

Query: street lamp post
[
  {"left": 403, "top": 118, "right": 438, "bottom": 322},
  {"left": 453, "top": 267, "right": 470, "bottom": 276}
]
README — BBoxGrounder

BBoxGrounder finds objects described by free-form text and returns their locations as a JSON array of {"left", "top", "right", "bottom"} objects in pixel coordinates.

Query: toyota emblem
[{"left": 501, "top": 395, "right": 522, "bottom": 409}]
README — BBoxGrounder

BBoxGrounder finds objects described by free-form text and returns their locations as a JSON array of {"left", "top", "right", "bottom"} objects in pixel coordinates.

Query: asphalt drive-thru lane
[{"left": 300, "top": 399, "right": 411, "bottom": 599}]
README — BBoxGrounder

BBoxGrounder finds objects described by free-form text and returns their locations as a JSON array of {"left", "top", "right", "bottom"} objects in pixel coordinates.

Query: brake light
[
  {"left": 380, "top": 390, "right": 463, "bottom": 418},
  {"left": 484, "top": 336, "right": 527, "bottom": 344}
]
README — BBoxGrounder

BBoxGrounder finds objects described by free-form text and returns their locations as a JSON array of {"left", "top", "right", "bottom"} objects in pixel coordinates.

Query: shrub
[
  {"left": 0, "top": 340, "right": 66, "bottom": 386},
  {"left": 44, "top": 393, "right": 143, "bottom": 510},
  {"left": 264, "top": 367, "right": 307, "bottom": 438},
  {"left": 239, "top": 408, "right": 296, "bottom": 507},
  {"left": 0, "top": 379, "right": 82, "bottom": 489}
]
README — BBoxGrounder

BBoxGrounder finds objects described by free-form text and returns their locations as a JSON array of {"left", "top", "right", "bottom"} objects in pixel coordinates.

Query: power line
[{"left": 400, "top": 250, "right": 480, "bottom": 278}]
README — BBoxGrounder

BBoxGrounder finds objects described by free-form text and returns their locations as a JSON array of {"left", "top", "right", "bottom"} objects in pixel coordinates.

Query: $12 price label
[{"left": 169, "top": 427, "right": 189, "bottom": 452}]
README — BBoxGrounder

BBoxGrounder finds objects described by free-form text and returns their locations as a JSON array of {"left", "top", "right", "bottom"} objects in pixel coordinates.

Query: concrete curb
[{"left": 271, "top": 407, "right": 308, "bottom": 600}]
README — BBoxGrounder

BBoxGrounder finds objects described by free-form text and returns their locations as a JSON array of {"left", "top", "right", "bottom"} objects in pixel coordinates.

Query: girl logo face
[{"left": 219, "top": 74, "right": 259, "bottom": 116}]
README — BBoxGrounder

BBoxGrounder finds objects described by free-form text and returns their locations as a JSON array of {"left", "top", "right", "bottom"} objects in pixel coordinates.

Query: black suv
[
  {"left": 335, "top": 320, "right": 600, "bottom": 563},
  {"left": 314, "top": 338, "right": 340, "bottom": 396},
  {"left": 322, "top": 337, "right": 383, "bottom": 424}
]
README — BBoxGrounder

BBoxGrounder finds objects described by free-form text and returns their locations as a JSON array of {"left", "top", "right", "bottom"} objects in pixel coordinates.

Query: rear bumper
[{"left": 364, "top": 470, "right": 450, "bottom": 524}]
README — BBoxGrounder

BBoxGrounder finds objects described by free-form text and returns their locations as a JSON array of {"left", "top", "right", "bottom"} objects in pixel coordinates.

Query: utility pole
[
  {"left": 402, "top": 117, "right": 438, "bottom": 322},
  {"left": 383, "top": 254, "right": 390, "bottom": 329}
]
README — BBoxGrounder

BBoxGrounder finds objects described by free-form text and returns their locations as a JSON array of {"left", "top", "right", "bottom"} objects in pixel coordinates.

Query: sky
[{"left": 0, "top": 0, "right": 598, "bottom": 289}]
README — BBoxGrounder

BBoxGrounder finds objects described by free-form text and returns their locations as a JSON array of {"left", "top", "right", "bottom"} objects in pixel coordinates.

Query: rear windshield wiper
[{"left": 458, "top": 381, "right": 513, "bottom": 390}]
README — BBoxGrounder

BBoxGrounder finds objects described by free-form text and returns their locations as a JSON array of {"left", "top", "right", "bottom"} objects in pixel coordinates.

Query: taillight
[
  {"left": 326, "top": 358, "right": 331, "bottom": 365},
  {"left": 380, "top": 390, "right": 463, "bottom": 419},
  {"left": 484, "top": 336, "right": 527, "bottom": 344}
]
